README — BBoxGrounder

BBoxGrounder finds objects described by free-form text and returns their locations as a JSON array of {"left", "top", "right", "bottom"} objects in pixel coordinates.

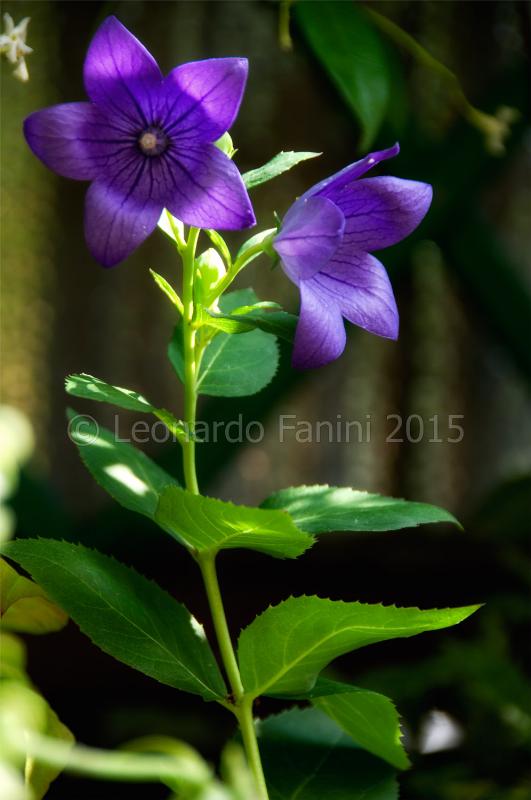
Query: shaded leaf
[
  {"left": 303, "top": 678, "right": 409, "bottom": 770},
  {"left": 2, "top": 539, "right": 227, "bottom": 701},
  {"left": 243, "top": 152, "right": 320, "bottom": 190},
  {"left": 66, "top": 374, "right": 156, "bottom": 414},
  {"left": 295, "top": 1, "right": 392, "bottom": 148},
  {"left": 259, "top": 707, "right": 398, "bottom": 800},
  {"left": 156, "top": 486, "right": 313, "bottom": 558},
  {"left": 67, "top": 411, "right": 179, "bottom": 520},
  {"left": 0, "top": 558, "right": 68, "bottom": 634},
  {"left": 238, "top": 596, "right": 480, "bottom": 698},
  {"left": 261, "top": 484, "right": 460, "bottom": 532}
]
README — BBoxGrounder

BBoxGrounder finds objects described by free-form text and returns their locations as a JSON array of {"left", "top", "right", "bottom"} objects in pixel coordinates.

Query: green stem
[
  {"left": 181, "top": 226, "right": 200, "bottom": 495},
  {"left": 179, "top": 229, "right": 269, "bottom": 800},
  {"left": 235, "top": 698, "right": 270, "bottom": 800},
  {"left": 198, "top": 553, "right": 245, "bottom": 702},
  {"left": 213, "top": 234, "right": 275, "bottom": 300},
  {"left": 16, "top": 732, "right": 211, "bottom": 785},
  {"left": 197, "top": 555, "right": 268, "bottom": 798}
]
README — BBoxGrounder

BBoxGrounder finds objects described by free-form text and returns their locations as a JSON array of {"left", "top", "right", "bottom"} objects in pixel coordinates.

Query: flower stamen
[{"left": 138, "top": 127, "right": 167, "bottom": 156}]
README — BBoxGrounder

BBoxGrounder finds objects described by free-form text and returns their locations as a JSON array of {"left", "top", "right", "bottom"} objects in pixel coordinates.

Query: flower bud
[{"left": 194, "top": 248, "right": 227, "bottom": 309}]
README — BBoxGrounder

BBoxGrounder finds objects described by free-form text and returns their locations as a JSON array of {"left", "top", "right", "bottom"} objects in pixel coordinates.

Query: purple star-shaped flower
[
  {"left": 23, "top": 16, "right": 255, "bottom": 267},
  {"left": 273, "top": 144, "right": 433, "bottom": 369}
]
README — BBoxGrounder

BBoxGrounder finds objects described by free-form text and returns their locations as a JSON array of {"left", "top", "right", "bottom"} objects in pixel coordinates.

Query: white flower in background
[{"left": 0, "top": 14, "right": 32, "bottom": 82}]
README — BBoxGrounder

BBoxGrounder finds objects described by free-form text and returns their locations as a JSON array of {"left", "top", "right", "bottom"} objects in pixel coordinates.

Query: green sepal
[
  {"left": 204, "top": 229, "right": 232, "bottom": 269},
  {"left": 157, "top": 209, "right": 185, "bottom": 249},
  {"left": 155, "top": 486, "right": 314, "bottom": 558},
  {"left": 149, "top": 269, "right": 183, "bottom": 314},
  {"left": 2, "top": 539, "right": 227, "bottom": 702}
]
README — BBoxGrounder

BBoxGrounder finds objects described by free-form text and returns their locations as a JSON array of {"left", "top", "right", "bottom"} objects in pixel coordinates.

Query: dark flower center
[{"left": 138, "top": 127, "right": 168, "bottom": 157}]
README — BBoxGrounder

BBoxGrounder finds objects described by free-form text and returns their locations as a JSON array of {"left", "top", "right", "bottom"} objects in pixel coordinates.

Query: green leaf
[
  {"left": 302, "top": 678, "right": 409, "bottom": 770},
  {"left": 258, "top": 707, "right": 398, "bottom": 800},
  {"left": 169, "top": 290, "right": 279, "bottom": 397},
  {"left": 149, "top": 270, "right": 183, "bottom": 314},
  {"left": 66, "top": 374, "right": 156, "bottom": 414},
  {"left": 238, "top": 596, "right": 481, "bottom": 698},
  {"left": 295, "top": 1, "right": 392, "bottom": 148},
  {"left": 207, "top": 307, "right": 297, "bottom": 343},
  {"left": 261, "top": 485, "right": 460, "bottom": 532},
  {"left": 2, "top": 539, "right": 227, "bottom": 701},
  {"left": 0, "top": 558, "right": 68, "bottom": 634},
  {"left": 243, "top": 152, "right": 320, "bottom": 190},
  {"left": 155, "top": 486, "right": 314, "bottom": 559},
  {"left": 67, "top": 411, "right": 179, "bottom": 520},
  {"left": 157, "top": 209, "right": 185, "bottom": 248}
]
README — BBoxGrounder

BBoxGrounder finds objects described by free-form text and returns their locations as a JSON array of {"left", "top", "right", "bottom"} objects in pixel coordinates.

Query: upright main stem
[
  {"left": 181, "top": 227, "right": 200, "bottom": 495},
  {"left": 180, "top": 229, "right": 269, "bottom": 800}
]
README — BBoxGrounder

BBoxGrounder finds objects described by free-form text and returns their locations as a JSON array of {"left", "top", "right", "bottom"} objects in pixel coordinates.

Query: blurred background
[{"left": 1, "top": 1, "right": 530, "bottom": 798}]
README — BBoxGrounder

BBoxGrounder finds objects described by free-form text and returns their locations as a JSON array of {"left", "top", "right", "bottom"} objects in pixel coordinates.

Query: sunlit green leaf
[
  {"left": 239, "top": 596, "right": 480, "bottom": 698},
  {"left": 156, "top": 486, "right": 314, "bottom": 558},
  {"left": 67, "top": 411, "right": 179, "bottom": 520},
  {"left": 66, "top": 374, "right": 156, "bottom": 414},
  {"left": 261, "top": 485, "right": 460, "bottom": 532},
  {"left": 3, "top": 539, "right": 227, "bottom": 701},
  {"left": 259, "top": 707, "right": 398, "bottom": 800},
  {"left": 243, "top": 152, "right": 320, "bottom": 189}
]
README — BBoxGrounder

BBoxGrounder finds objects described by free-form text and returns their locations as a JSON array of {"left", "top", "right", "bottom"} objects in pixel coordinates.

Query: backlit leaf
[
  {"left": 261, "top": 485, "right": 460, "bottom": 532},
  {"left": 156, "top": 486, "right": 313, "bottom": 558}
]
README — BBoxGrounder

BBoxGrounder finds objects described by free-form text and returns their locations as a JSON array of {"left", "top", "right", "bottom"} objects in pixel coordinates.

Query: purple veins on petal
[
  {"left": 23, "top": 15, "right": 254, "bottom": 267},
  {"left": 159, "top": 58, "right": 249, "bottom": 144}
]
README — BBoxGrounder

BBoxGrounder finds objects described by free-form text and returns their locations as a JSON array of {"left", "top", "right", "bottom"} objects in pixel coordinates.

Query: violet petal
[
  {"left": 158, "top": 58, "right": 248, "bottom": 143},
  {"left": 306, "top": 143, "right": 400, "bottom": 202},
  {"left": 292, "top": 278, "right": 347, "bottom": 369},
  {"left": 338, "top": 176, "right": 433, "bottom": 251},
  {"left": 318, "top": 246, "right": 399, "bottom": 339},
  {"left": 274, "top": 196, "right": 345, "bottom": 283},
  {"left": 83, "top": 16, "right": 162, "bottom": 129},
  {"left": 84, "top": 175, "right": 161, "bottom": 267},
  {"left": 164, "top": 142, "right": 255, "bottom": 230},
  {"left": 23, "top": 102, "right": 117, "bottom": 180}
]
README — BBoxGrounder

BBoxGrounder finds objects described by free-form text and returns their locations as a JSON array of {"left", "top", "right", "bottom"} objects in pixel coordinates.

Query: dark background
[{"left": 1, "top": 1, "right": 530, "bottom": 798}]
